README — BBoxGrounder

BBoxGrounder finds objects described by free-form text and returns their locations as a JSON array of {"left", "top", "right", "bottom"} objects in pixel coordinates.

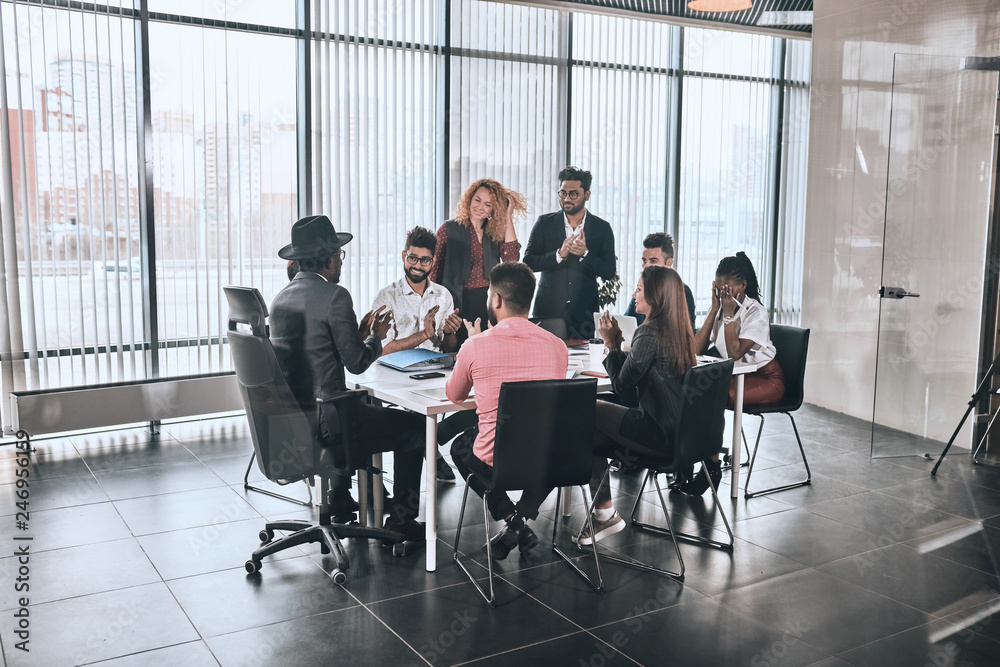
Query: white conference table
[{"left": 348, "top": 345, "right": 757, "bottom": 572}]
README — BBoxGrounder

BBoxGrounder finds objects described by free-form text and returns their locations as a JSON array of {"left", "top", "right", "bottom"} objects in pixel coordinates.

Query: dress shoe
[
  {"left": 382, "top": 517, "right": 425, "bottom": 544},
  {"left": 678, "top": 459, "right": 722, "bottom": 496},
  {"left": 483, "top": 523, "right": 520, "bottom": 561},
  {"left": 517, "top": 523, "right": 539, "bottom": 553},
  {"left": 436, "top": 456, "right": 457, "bottom": 484},
  {"left": 668, "top": 465, "right": 694, "bottom": 490}
]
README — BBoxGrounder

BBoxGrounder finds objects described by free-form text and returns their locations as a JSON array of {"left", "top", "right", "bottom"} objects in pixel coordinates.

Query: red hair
[{"left": 454, "top": 178, "right": 527, "bottom": 244}]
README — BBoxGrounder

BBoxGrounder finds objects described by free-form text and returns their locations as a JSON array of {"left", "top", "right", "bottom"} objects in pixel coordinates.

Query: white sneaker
[{"left": 573, "top": 510, "right": 626, "bottom": 546}]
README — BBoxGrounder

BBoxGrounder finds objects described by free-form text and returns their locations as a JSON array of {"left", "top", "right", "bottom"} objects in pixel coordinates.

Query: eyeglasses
[
  {"left": 336, "top": 249, "right": 346, "bottom": 261},
  {"left": 557, "top": 190, "right": 583, "bottom": 201},
  {"left": 405, "top": 253, "right": 434, "bottom": 267}
]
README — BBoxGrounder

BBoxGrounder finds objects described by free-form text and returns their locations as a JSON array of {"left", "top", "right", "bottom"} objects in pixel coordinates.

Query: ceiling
[{"left": 514, "top": 1, "right": 813, "bottom": 36}]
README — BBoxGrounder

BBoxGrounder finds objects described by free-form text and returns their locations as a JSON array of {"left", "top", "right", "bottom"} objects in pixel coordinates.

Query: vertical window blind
[{"left": 0, "top": 0, "right": 811, "bottom": 432}]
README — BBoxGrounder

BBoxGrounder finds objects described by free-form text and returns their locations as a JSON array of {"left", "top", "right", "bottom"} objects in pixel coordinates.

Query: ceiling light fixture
[{"left": 687, "top": 0, "right": 752, "bottom": 12}]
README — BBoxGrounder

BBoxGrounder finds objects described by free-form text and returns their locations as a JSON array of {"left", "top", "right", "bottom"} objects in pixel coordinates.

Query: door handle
[{"left": 880, "top": 286, "right": 921, "bottom": 299}]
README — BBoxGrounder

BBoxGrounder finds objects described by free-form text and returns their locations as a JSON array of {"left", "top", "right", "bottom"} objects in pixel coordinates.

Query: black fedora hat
[{"left": 278, "top": 215, "right": 353, "bottom": 260}]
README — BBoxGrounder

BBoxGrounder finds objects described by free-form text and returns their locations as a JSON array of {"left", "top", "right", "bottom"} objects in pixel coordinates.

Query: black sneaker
[{"left": 436, "top": 457, "right": 456, "bottom": 484}]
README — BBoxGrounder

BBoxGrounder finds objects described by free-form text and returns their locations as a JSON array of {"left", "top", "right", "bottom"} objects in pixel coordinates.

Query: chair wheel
[
  {"left": 259, "top": 529, "right": 274, "bottom": 543},
  {"left": 331, "top": 568, "right": 347, "bottom": 584},
  {"left": 245, "top": 559, "right": 261, "bottom": 574},
  {"left": 392, "top": 542, "right": 405, "bottom": 556}
]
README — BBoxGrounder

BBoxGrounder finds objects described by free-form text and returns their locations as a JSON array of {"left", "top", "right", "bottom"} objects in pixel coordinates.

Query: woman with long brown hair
[
  {"left": 576, "top": 265, "right": 697, "bottom": 545},
  {"left": 430, "top": 178, "right": 527, "bottom": 343}
]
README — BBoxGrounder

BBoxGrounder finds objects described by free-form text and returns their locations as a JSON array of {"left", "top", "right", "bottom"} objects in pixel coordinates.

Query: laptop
[{"left": 592, "top": 313, "right": 639, "bottom": 352}]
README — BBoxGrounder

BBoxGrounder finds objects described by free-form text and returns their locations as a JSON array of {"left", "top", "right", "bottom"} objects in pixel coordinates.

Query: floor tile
[
  {"left": 908, "top": 523, "right": 1000, "bottom": 577},
  {"left": 589, "top": 596, "right": 834, "bottom": 666},
  {"left": 95, "top": 460, "right": 226, "bottom": 501},
  {"left": 876, "top": 474, "right": 1000, "bottom": 522},
  {"left": 715, "top": 569, "right": 929, "bottom": 655},
  {"left": 81, "top": 640, "right": 219, "bottom": 666},
  {"left": 138, "top": 517, "right": 305, "bottom": 581},
  {"left": 368, "top": 575, "right": 580, "bottom": 665},
  {"left": 497, "top": 557, "right": 700, "bottom": 629},
  {"left": 305, "top": 535, "right": 481, "bottom": 604},
  {"left": 0, "top": 473, "right": 107, "bottom": 516},
  {"left": 459, "top": 630, "right": 637, "bottom": 666},
  {"left": 167, "top": 556, "right": 360, "bottom": 636},
  {"left": 817, "top": 542, "right": 1000, "bottom": 615},
  {"left": 80, "top": 440, "right": 201, "bottom": 472},
  {"left": 0, "top": 538, "right": 159, "bottom": 611},
  {"left": 732, "top": 508, "right": 882, "bottom": 567},
  {"left": 838, "top": 618, "right": 1000, "bottom": 666},
  {"left": 2, "top": 583, "right": 198, "bottom": 666},
  {"left": 113, "top": 486, "right": 261, "bottom": 536},
  {"left": 7, "top": 409, "right": 999, "bottom": 666},
  {"left": 807, "top": 490, "right": 972, "bottom": 545},
  {"left": 0, "top": 448, "right": 92, "bottom": 481},
  {"left": 24, "top": 502, "right": 134, "bottom": 553},
  {"left": 205, "top": 606, "right": 418, "bottom": 667}
]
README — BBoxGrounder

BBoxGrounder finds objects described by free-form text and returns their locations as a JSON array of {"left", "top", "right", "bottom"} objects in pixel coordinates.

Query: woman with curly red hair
[{"left": 430, "top": 179, "right": 527, "bottom": 344}]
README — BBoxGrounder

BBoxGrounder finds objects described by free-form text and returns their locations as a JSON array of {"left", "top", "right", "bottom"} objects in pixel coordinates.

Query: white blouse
[{"left": 708, "top": 296, "right": 776, "bottom": 366}]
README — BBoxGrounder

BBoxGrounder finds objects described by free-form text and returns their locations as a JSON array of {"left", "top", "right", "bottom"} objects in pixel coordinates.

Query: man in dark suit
[
  {"left": 269, "top": 215, "right": 426, "bottom": 544},
  {"left": 523, "top": 166, "right": 616, "bottom": 343}
]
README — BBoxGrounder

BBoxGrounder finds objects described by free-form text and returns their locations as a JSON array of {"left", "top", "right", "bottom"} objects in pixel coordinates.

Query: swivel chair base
[{"left": 246, "top": 519, "right": 406, "bottom": 584}]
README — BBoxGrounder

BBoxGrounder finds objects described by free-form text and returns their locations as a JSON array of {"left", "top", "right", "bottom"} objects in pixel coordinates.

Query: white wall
[{"left": 803, "top": 0, "right": 1000, "bottom": 443}]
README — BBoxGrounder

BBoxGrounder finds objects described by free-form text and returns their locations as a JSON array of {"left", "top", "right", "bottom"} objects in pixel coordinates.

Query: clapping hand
[
  {"left": 422, "top": 306, "right": 441, "bottom": 340},
  {"left": 568, "top": 229, "right": 587, "bottom": 256},
  {"left": 361, "top": 305, "right": 393, "bottom": 340},
  {"left": 463, "top": 317, "right": 484, "bottom": 338},
  {"left": 442, "top": 308, "right": 462, "bottom": 335},
  {"left": 597, "top": 310, "right": 623, "bottom": 351}
]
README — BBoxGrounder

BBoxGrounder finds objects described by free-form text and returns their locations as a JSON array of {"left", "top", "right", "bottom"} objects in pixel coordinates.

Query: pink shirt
[{"left": 445, "top": 317, "right": 569, "bottom": 465}]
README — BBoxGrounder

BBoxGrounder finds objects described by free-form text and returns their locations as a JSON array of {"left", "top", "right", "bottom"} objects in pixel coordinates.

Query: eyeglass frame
[
  {"left": 404, "top": 252, "right": 434, "bottom": 267},
  {"left": 557, "top": 189, "right": 586, "bottom": 201}
]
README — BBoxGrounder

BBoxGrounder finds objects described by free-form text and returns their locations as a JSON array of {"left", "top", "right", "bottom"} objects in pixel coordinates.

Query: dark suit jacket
[
  {"left": 523, "top": 211, "right": 616, "bottom": 340},
  {"left": 269, "top": 272, "right": 382, "bottom": 406},
  {"left": 603, "top": 325, "right": 686, "bottom": 447}
]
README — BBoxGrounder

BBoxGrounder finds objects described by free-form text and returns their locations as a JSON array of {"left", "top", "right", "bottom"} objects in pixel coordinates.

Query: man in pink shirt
[{"left": 446, "top": 262, "right": 569, "bottom": 560}]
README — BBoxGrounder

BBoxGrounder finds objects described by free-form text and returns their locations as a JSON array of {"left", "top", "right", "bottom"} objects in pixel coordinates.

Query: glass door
[{"left": 872, "top": 54, "right": 998, "bottom": 458}]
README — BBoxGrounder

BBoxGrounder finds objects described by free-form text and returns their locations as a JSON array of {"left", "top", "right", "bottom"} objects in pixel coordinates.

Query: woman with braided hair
[{"left": 680, "top": 251, "right": 785, "bottom": 496}]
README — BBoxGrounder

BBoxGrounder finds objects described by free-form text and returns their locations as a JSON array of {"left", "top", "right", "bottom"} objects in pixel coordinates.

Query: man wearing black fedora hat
[{"left": 270, "top": 215, "right": 426, "bottom": 543}]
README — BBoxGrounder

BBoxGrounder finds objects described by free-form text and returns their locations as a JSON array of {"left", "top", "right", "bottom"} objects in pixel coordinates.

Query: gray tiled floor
[{"left": 2, "top": 406, "right": 999, "bottom": 666}]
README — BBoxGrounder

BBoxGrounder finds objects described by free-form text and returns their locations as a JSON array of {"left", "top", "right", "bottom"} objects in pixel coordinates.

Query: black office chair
[
  {"left": 588, "top": 360, "right": 735, "bottom": 582},
  {"left": 224, "top": 286, "right": 404, "bottom": 585},
  {"left": 742, "top": 325, "right": 811, "bottom": 499},
  {"left": 453, "top": 378, "right": 601, "bottom": 607},
  {"left": 223, "top": 287, "right": 312, "bottom": 508}
]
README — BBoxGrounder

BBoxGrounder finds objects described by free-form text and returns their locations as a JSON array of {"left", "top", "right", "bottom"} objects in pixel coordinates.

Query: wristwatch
[{"left": 722, "top": 315, "right": 735, "bottom": 325}]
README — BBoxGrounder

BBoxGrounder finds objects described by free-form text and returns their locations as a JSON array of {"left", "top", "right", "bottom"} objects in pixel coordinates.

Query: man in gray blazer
[{"left": 269, "top": 215, "right": 426, "bottom": 544}]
